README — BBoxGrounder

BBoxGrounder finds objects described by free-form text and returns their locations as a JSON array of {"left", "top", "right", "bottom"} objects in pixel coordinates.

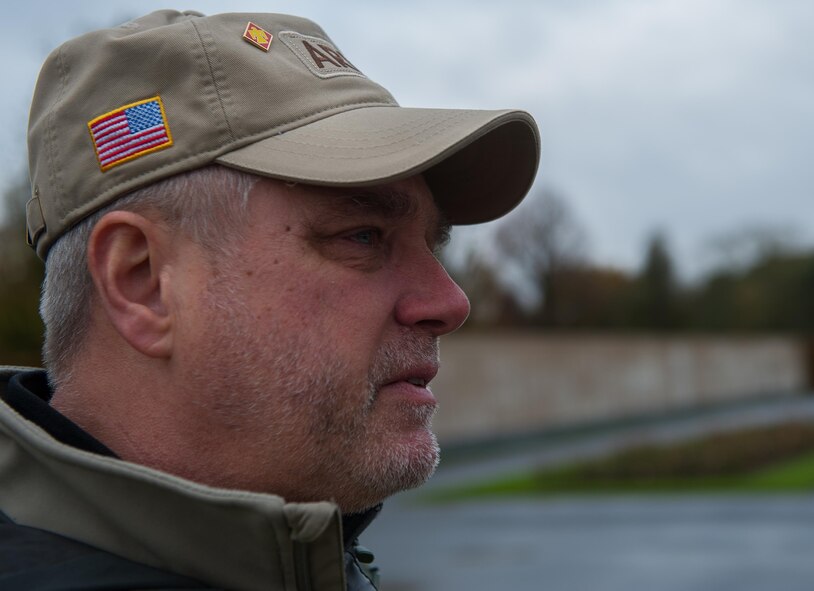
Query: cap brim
[{"left": 215, "top": 106, "right": 540, "bottom": 224}]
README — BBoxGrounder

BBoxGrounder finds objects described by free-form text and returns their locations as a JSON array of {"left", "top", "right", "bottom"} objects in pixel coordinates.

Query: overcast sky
[{"left": 2, "top": 0, "right": 812, "bottom": 278}]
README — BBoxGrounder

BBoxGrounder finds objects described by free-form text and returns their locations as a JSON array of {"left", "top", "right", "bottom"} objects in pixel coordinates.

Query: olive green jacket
[{"left": 0, "top": 367, "right": 376, "bottom": 590}]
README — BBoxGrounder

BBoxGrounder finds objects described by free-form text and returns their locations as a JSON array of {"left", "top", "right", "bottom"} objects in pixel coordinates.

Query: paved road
[
  {"left": 363, "top": 393, "right": 814, "bottom": 591},
  {"left": 366, "top": 496, "right": 814, "bottom": 591}
]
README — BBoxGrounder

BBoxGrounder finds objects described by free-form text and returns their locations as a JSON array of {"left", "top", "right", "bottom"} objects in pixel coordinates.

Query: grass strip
[{"left": 427, "top": 422, "right": 814, "bottom": 502}]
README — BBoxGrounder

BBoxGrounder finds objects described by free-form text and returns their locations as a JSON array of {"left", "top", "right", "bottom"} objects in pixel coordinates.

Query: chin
[{"left": 345, "top": 428, "right": 440, "bottom": 511}]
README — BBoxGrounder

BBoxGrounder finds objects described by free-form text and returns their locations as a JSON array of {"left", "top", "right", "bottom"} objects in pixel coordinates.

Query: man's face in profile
[{"left": 174, "top": 173, "right": 470, "bottom": 512}]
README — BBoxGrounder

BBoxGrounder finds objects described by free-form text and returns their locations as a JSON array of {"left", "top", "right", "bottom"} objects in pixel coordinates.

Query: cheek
[
  {"left": 257, "top": 261, "right": 395, "bottom": 330},
  {"left": 255, "top": 268, "right": 336, "bottom": 331}
]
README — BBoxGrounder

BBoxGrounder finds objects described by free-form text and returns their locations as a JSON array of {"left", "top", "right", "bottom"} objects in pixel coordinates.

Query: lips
[
  {"left": 382, "top": 363, "right": 439, "bottom": 391},
  {"left": 369, "top": 336, "right": 441, "bottom": 401}
]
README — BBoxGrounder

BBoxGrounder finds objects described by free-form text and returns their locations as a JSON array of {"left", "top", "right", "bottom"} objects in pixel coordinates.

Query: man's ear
[{"left": 87, "top": 211, "right": 174, "bottom": 358}]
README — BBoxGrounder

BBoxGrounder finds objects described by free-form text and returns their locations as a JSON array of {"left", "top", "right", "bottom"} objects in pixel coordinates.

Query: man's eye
[{"left": 347, "top": 228, "right": 381, "bottom": 246}]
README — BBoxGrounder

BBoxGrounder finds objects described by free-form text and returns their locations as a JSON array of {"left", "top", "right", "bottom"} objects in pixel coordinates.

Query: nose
[{"left": 394, "top": 254, "right": 471, "bottom": 336}]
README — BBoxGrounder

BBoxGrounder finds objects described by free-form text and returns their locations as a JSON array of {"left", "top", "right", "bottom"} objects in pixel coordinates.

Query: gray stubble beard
[{"left": 197, "top": 274, "right": 441, "bottom": 511}]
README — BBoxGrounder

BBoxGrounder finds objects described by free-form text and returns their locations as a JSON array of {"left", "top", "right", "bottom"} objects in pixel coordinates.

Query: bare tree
[
  {"left": 448, "top": 186, "right": 589, "bottom": 326},
  {"left": 495, "top": 187, "right": 588, "bottom": 281}
]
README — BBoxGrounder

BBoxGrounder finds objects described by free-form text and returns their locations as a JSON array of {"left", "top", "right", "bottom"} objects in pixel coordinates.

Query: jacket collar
[{"left": 342, "top": 504, "right": 382, "bottom": 549}]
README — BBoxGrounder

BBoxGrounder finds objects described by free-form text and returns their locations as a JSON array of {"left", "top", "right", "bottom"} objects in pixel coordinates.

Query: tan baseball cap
[{"left": 26, "top": 10, "right": 540, "bottom": 259}]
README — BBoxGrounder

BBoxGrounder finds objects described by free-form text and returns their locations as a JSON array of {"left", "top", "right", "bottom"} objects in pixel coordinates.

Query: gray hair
[{"left": 40, "top": 165, "right": 258, "bottom": 390}]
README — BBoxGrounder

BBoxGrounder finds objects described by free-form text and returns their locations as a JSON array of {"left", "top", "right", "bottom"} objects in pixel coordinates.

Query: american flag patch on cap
[{"left": 88, "top": 96, "right": 173, "bottom": 171}]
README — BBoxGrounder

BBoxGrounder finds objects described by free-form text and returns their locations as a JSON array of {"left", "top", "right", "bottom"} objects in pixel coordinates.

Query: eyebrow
[{"left": 313, "top": 189, "right": 452, "bottom": 249}]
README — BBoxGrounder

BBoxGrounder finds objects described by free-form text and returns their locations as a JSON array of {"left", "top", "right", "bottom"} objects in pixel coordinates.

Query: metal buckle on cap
[{"left": 25, "top": 186, "right": 46, "bottom": 249}]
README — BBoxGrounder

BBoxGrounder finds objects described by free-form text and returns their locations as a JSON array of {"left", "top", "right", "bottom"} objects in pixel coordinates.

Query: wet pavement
[
  {"left": 363, "top": 393, "right": 814, "bottom": 591},
  {"left": 366, "top": 496, "right": 814, "bottom": 591}
]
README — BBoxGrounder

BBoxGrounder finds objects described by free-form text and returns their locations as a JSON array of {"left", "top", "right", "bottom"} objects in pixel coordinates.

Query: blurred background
[{"left": 2, "top": 1, "right": 814, "bottom": 590}]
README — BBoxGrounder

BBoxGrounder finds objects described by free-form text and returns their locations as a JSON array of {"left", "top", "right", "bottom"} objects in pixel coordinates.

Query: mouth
[
  {"left": 380, "top": 363, "right": 439, "bottom": 393},
  {"left": 373, "top": 361, "right": 440, "bottom": 410},
  {"left": 393, "top": 363, "right": 438, "bottom": 386}
]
